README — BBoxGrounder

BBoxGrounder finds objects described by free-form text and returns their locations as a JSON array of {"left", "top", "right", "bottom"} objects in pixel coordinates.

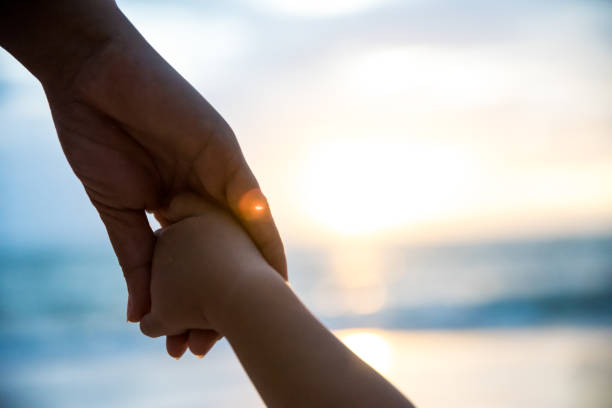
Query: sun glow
[
  {"left": 238, "top": 189, "right": 268, "bottom": 220},
  {"left": 340, "top": 330, "right": 392, "bottom": 375},
  {"left": 296, "top": 139, "right": 476, "bottom": 236},
  {"left": 339, "top": 47, "right": 519, "bottom": 109}
]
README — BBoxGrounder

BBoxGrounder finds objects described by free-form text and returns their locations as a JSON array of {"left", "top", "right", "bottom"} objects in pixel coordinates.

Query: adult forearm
[
  {"left": 0, "top": 0, "right": 124, "bottom": 89},
  {"left": 212, "top": 270, "right": 413, "bottom": 408}
]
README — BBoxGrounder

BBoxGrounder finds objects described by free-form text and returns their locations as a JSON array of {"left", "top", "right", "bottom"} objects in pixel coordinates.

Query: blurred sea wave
[
  {"left": 1, "top": 232, "right": 611, "bottom": 406},
  {"left": 318, "top": 234, "right": 612, "bottom": 330},
  {"left": 1, "top": 233, "right": 610, "bottom": 354}
]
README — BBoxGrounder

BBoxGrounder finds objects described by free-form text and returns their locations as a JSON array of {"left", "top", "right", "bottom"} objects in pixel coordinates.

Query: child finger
[
  {"left": 166, "top": 332, "right": 190, "bottom": 359},
  {"left": 160, "top": 192, "right": 217, "bottom": 223},
  {"left": 139, "top": 312, "right": 166, "bottom": 338},
  {"left": 188, "top": 329, "right": 221, "bottom": 358}
]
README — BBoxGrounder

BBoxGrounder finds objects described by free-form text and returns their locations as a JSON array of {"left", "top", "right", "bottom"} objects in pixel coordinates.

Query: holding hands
[
  {"left": 1, "top": 2, "right": 412, "bottom": 405},
  {"left": 142, "top": 194, "right": 413, "bottom": 407},
  {"left": 0, "top": 0, "right": 285, "bottom": 358},
  {"left": 142, "top": 194, "right": 276, "bottom": 358}
]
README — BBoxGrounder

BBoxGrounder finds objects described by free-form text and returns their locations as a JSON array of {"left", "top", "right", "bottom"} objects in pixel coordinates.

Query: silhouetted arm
[{"left": 219, "top": 270, "right": 413, "bottom": 407}]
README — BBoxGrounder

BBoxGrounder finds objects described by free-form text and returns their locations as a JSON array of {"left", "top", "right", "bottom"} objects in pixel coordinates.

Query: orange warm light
[{"left": 238, "top": 188, "right": 268, "bottom": 220}]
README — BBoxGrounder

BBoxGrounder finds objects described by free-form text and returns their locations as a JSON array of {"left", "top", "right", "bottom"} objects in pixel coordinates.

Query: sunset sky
[{"left": 1, "top": 0, "right": 611, "bottom": 248}]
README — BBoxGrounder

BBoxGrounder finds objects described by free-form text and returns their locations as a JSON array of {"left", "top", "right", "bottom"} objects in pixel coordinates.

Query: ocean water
[{"left": 1, "top": 233, "right": 611, "bottom": 407}]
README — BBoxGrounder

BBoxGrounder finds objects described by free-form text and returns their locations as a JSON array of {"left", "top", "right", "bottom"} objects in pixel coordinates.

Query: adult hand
[{"left": 0, "top": 1, "right": 286, "bottom": 357}]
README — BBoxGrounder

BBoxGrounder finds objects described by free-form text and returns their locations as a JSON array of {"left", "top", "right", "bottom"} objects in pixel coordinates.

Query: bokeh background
[{"left": 1, "top": 0, "right": 612, "bottom": 407}]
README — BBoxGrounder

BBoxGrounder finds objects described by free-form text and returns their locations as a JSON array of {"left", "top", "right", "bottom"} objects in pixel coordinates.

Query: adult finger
[
  {"left": 215, "top": 163, "right": 287, "bottom": 280},
  {"left": 187, "top": 330, "right": 220, "bottom": 358},
  {"left": 97, "top": 205, "right": 154, "bottom": 322},
  {"left": 153, "top": 211, "right": 170, "bottom": 228},
  {"left": 96, "top": 204, "right": 155, "bottom": 322},
  {"left": 166, "top": 332, "right": 189, "bottom": 359},
  {"left": 163, "top": 179, "right": 287, "bottom": 281}
]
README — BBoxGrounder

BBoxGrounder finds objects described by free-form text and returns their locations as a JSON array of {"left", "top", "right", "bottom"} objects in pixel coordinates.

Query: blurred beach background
[{"left": 1, "top": 0, "right": 612, "bottom": 407}]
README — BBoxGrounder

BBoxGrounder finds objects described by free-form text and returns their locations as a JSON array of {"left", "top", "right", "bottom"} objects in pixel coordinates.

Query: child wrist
[{"left": 202, "top": 265, "right": 278, "bottom": 332}]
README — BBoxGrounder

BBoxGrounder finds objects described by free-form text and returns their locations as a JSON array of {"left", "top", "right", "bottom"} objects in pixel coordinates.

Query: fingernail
[
  {"left": 196, "top": 354, "right": 204, "bottom": 359},
  {"left": 173, "top": 356, "right": 180, "bottom": 360}
]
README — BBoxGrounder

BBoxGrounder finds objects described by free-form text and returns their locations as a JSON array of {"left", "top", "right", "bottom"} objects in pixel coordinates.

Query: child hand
[{"left": 139, "top": 194, "right": 275, "bottom": 341}]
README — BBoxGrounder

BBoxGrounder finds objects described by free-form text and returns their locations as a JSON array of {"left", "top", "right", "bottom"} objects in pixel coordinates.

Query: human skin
[
  {"left": 0, "top": 0, "right": 286, "bottom": 357},
  {"left": 140, "top": 194, "right": 414, "bottom": 408}
]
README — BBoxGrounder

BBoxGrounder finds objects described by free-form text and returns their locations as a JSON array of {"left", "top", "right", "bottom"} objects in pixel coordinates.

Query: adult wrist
[{"left": 0, "top": 0, "right": 126, "bottom": 91}]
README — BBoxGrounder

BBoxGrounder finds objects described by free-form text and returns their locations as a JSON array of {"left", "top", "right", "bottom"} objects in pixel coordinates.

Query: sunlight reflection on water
[
  {"left": 312, "top": 245, "right": 387, "bottom": 315},
  {"left": 339, "top": 329, "right": 392, "bottom": 375}
]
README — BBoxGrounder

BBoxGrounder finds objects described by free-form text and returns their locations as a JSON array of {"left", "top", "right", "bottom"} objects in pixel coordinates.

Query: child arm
[{"left": 141, "top": 195, "right": 413, "bottom": 408}]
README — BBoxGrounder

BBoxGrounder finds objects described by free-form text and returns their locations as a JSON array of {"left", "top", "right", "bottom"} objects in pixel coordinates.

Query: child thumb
[{"left": 139, "top": 313, "right": 166, "bottom": 338}]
